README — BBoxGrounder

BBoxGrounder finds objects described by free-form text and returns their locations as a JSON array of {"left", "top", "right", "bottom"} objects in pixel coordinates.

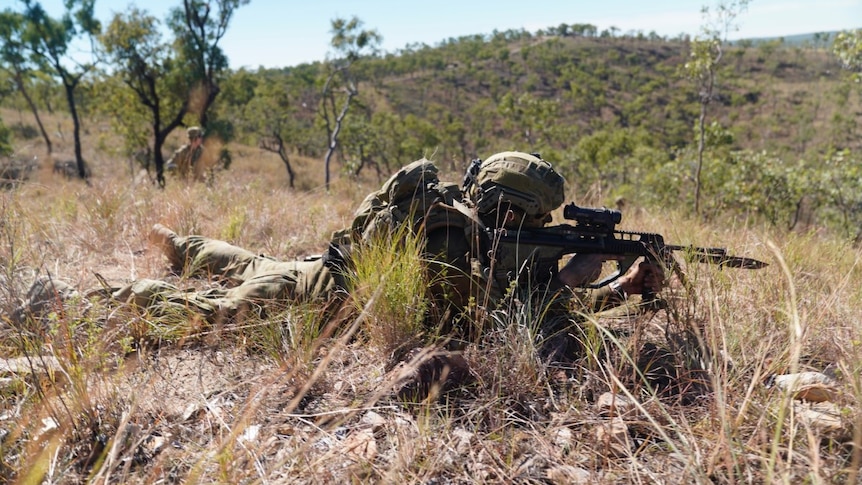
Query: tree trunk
[
  {"left": 323, "top": 88, "right": 356, "bottom": 190},
  {"left": 694, "top": 103, "right": 706, "bottom": 216},
  {"left": 279, "top": 146, "right": 295, "bottom": 189},
  {"left": 154, "top": 131, "right": 166, "bottom": 187},
  {"left": 14, "top": 71, "right": 52, "bottom": 155},
  {"left": 61, "top": 79, "right": 87, "bottom": 181}
]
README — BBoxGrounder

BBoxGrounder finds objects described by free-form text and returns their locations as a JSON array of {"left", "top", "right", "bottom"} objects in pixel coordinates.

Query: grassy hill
[{"left": 208, "top": 33, "right": 860, "bottom": 235}]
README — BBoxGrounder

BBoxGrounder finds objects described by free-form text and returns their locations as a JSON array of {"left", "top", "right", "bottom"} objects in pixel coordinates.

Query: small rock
[
  {"left": 361, "top": 411, "right": 386, "bottom": 434},
  {"left": 469, "top": 448, "right": 494, "bottom": 481},
  {"left": 594, "top": 417, "right": 631, "bottom": 457},
  {"left": 394, "top": 414, "right": 418, "bottom": 439},
  {"left": 452, "top": 427, "right": 474, "bottom": 454},
  {"left": 595, "top": 392, "right": 637, "bottom": 417},
  {"left": 33, "top": 416, "right": 59, "bottom": 441},
  {"left": 147, "top": 435, "right": 167, "bottom": 453},
  {"left": 0, "top": 356, "right": 61, "bottom": 376},
  {"left": 552, "top": 426, "right": 573, "bottom": 453},
  {"left": 546, "top": 464, "right": 592, "bottom": 484},
  {"left": 239, "top": 424, "right": 260, "bottom": 443},
  {"left": 342, "top": 428, "right": 377, "bottom": 461},
  {"left": 772, "top": 372, "right": 837, "bottom": 402}
]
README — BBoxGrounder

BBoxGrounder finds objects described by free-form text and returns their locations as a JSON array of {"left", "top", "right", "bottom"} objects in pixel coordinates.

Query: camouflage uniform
[
  {"left": 12, "top": 153, "right": 622, "bottom": 335},
  {"left": 110, "top": 226, "right": 348, "bottom": 322},
  {"left": 167, "top": 126, "right": 205, "bottom": 181},
  {"left": 9, "top": 276, "right": 85, "bottom": 326}
]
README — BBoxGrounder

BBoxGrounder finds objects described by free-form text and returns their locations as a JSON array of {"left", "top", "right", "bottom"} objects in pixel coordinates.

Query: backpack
[{"left": 350, "top": 158, "right": 464, "bottom": 243}]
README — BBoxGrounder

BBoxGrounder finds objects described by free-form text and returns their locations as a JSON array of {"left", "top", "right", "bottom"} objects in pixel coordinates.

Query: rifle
[{"left": 487, "top": 203, "right": 767, "bottom": 293}]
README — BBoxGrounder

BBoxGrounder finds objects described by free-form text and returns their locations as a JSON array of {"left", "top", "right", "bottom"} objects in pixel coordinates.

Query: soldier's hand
[
  {"left": 618, "top": 259, "right": 665, "bottom": 296},
  {"left": 558, "top": 253, "right": 620, "bottom": 288}
]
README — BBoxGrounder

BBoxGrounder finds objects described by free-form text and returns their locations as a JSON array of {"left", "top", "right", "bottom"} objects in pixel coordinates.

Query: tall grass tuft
[{"left": 347, "top": 222, "right": 430, "bottom": 357}]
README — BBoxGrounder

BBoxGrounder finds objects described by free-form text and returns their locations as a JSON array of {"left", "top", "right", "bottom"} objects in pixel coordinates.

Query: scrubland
[{"left": 1, "top": 127, "right": 861, "bottom": 484}]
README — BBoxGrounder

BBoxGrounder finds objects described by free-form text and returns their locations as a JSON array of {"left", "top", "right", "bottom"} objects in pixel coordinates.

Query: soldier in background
[{"left": 167, "top": 126, "right": 205, "bottom": 181}]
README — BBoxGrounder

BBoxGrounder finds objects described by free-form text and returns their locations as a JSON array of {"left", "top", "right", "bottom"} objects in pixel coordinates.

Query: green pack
[{"left": 350, "top": 159, "right": 463, "bottom": 243}]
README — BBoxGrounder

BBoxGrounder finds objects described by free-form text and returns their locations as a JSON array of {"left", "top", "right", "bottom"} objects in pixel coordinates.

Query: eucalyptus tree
[
  {"left": 243, "top": 71, "right": 301, "bottom": 188},
  {"left": 680, "top": 0, "right": 749, "bottom": 215},
  {"left": 0, "top": 9, "right": 52, "bottom": 154},
  {"left": 831, "top": 30, "right": 862, "bottom": 242},
  {"left": 101, "top": 0, "right": 248, "bottom": 186},
  {"left": 320, "top": 16, "right": 381, "bottom": 189},
  {"left": 166, "top": 0, "right": 249, "bottom": 128},
  {"left": 18, "top": 0, "right": 100, "bottom": 179},
  {"left": 100, "top": 8, "right": 179, "bottom": 182}
]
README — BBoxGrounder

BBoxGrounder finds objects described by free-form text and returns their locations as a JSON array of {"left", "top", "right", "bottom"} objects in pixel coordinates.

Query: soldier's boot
[{"left": 149, "top": 224, "right": 183, "bottom": 271}]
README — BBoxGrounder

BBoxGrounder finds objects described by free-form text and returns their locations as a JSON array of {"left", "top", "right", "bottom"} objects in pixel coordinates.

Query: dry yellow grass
[{"left": 2, "top": 110, "right": 861, "bottom": 484}]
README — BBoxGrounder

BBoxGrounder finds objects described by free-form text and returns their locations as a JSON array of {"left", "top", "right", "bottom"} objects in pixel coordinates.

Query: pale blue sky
[{"left": 18, "top": 0, "right": 862, "bottom": 69}]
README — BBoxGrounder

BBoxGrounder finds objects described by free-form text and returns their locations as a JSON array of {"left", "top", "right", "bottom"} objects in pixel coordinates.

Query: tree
[
  {"left": 0, "top": 9, "right": 52, "bottom": 154},
  {"left": 320, "top": 16, "right": 381, "bottom": 189},
  {"left": 101, "top": 0, "right": 247, "bottom": 186},
  {"left": 0, "top": 119, "right": 11, "bottom": 156},
  {"left": 245, "top": 72, "right": 302, "bottom": 188},
  {"left": 497, "top": 92, "right": 561, "bottom": 150},
  {"left": 166, "top": 0, "right": 248, "bottom": 128},
  {"left": 19, "top": 0, "right": 100, "bottom": 180},
  {"left": 680, "top": 0, "right": 749, "bottom": 215},
  {"left": 100, "top": 8, "right": 178, "bottom": 180},
  {"left": 833, "top": 29, "right": 862, "bottom": 82}
]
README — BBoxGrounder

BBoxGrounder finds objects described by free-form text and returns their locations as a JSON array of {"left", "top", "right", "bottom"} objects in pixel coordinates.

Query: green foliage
[
  {"left": 98, "top": 8, "right": 182, "bottom": 168},
  {"left": 166, "top": 0, "right": 249, "bottom": 87},
  {"left": 0, "top": 119, "right": 11, "bottom": 156},
  {"left": 220, "top": 209, "right": 246, "bottom": 241},
  {"left": 710, "top": 150, "right": 804, "bottom": 226},
  {"left": 330, "top": 16, "right": 383, "bottom": 60},
  {"left": 681, "top": 38, "right": 721, "bottom": 85},
  {"left": 643, "top": 146, "right": 862, "bottom": 239},
  {"left": 567, "top": 126, "right": 661, "bottom": 199},
  {"left": 15, "top": 0, "right": 101, "bottom": 176},
  {"left": 814, "top": 149, "right": 862, "bottom": 240},
  {"left": 833, "top": 29, "right": 862, "bottom": 82},
  {"left": 99, "top": 1, "right": 248, "bottom": 184},
  {"left": 319, "top": 16, "right": 383, "bottom": 186}
]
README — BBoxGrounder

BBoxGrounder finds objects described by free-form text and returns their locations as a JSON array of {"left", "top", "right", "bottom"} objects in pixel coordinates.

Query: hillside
[
  {"left": 209, "top": 34, "right": 860, "bottom": 235},
  {"left": 232, "top": 34, "right": 858, "bottom": 156}
]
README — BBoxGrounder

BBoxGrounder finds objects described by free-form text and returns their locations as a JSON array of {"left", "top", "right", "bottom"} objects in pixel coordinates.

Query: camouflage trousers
[
  {"left": 14, "top": 234, "right": 344, "bottom": 326},
  {"left": 115, "top": 232, "right": 344, "bottom": 321}
]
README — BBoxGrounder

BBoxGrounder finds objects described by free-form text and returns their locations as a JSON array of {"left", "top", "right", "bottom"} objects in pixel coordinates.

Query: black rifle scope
[{"left": 562, "top": 203, "right": 622, "bottom": 229}]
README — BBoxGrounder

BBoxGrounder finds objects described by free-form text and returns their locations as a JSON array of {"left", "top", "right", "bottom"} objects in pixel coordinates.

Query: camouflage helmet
[
  {"left": 467, "top": 151, "right": 565, "bottom": 220},
  {"left": 187, "top": 126, "right": 203, "bottom": 139}
]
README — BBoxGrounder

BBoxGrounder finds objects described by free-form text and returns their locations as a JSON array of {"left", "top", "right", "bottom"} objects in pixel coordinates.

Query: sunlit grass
[{"left": 0, "top": 121, "right": 860, "bottom": 482}]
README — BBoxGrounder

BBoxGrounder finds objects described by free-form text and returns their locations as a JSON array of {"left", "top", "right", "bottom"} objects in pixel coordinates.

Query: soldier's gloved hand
[
  {"left": 558, "top": 253, "right": 613, "bottom": 287},
  {"left": 617, "top": 259, "right": 665, "bottom": 296}
]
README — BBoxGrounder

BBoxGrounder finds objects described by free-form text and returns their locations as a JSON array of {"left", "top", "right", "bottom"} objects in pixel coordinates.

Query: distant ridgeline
[{"left": 730, "top": 30, "right": 857, "bottom": 46}]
